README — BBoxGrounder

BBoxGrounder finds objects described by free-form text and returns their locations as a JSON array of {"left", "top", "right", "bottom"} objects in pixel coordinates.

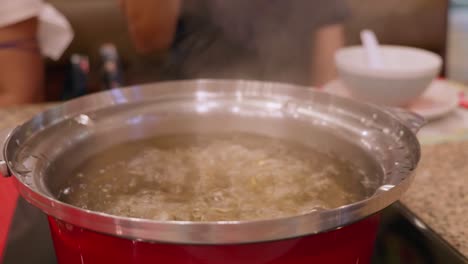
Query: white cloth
[
  {"left": 0, "top": 0, "right": 42, "bottom": 26},
  {"left": 0, "top": 0, "right": 74, "bottom": 60}
]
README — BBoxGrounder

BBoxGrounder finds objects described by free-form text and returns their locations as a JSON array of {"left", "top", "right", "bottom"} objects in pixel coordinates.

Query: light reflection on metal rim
[{"left": 3, "top": 79, "right": 423, "bottom": 244}]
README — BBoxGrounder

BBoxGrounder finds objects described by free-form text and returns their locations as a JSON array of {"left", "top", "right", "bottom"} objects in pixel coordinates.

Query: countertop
[
  {"left": 401, "top": 142, "right": 468, "bottom": 257},
  {"left": 0, "top": 103, "right": 467, "bottom": 258}
]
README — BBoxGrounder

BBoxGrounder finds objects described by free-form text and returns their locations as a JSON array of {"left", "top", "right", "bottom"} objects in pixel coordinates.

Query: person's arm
[
  {"left": 0, "top": 18, "right": 44, "bottom": 105},
  {"left": 121, "top": 0, "right": 181, "bottom": 53},
  {"left": 311, "top": 23, "right": 345, "bottom": 87}
]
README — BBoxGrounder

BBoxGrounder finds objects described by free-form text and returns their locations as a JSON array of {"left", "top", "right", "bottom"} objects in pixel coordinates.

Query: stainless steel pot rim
[
  {"left": 3, "top": 79, "right": 422, "bottom": 244},
  {"left": 12, "top": 174, "right": 411, "bottom": 245}
]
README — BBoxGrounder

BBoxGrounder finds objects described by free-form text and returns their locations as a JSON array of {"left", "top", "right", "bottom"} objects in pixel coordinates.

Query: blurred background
[
  {"left": 448, "top": 0, "right": 468, "bottom": 83},
  {"left": 41, "top": 0, "right": 457, "bottom": 101}
]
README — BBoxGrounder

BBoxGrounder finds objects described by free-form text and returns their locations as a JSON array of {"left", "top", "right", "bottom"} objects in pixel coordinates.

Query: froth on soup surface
[{"left": 57, "top": 133, "right": 369, "bottom": 221}]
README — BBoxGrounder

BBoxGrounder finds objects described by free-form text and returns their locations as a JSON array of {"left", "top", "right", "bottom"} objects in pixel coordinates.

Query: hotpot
[{"left": 0, "top": 80, "right": 424, "bottom": 264}]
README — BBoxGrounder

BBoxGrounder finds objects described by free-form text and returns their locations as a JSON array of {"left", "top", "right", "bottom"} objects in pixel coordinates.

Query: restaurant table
[{"left": 0, "top": 96, "right": 467, "bottom": 263}]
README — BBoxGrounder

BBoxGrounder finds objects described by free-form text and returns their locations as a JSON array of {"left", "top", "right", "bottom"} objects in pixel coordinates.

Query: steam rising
[{"left": 165, "top": 0, "right": 349, "bottom": 85}]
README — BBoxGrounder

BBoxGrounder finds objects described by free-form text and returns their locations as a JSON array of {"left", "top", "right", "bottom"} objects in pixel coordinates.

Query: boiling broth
[{"left": 57, "top": 133, "right": 369, "bottom": 221}]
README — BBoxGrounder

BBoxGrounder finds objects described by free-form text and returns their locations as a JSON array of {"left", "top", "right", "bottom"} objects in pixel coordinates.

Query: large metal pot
[{"left": 0, "top": 80, "right": 424, "bottom": 264}]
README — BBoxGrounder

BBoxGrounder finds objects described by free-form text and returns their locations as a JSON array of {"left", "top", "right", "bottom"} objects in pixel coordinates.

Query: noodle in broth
[{"left": 58, "top": 133, "right": 368, "bottom": 221}]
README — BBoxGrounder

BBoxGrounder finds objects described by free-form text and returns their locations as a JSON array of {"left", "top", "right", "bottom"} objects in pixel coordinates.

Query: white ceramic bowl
[{"left": 335, "top": 45, "right": 442, "bottom": 106}]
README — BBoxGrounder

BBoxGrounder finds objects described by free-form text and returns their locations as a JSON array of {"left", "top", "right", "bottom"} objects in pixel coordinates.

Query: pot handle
[
  {"left": 0, "top": 127, "right": 16, "bottom": 177},
  {"left": 383, "top": 107, "right": 426, "bottom": 134}
]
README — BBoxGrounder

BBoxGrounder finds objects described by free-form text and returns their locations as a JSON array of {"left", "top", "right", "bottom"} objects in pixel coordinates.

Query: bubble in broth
[{"left": 57, "top": 133, "right": 369, "bottom": 221}]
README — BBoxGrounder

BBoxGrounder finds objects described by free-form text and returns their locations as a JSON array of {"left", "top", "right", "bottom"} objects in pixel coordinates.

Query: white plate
[{"left": 322, "top": 79, "right": 459, "bottom": 121}]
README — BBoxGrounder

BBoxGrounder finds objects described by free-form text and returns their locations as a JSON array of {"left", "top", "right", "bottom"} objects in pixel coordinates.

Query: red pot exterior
[{"left": 48, "top": 214, "right": 380, "bottom": 264}]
